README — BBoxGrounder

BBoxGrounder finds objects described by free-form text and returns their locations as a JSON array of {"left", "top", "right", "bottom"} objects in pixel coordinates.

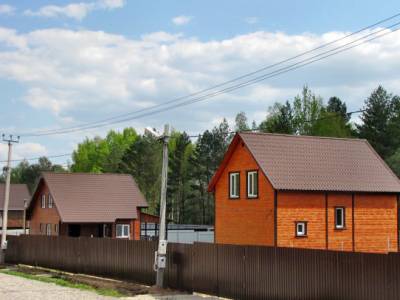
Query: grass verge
[{"left": 0, "top": 269, "right": 124, "bottom": 297}]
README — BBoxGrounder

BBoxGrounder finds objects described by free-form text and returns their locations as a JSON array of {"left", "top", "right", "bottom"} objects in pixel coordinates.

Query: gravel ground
[
  {"left": 0, "top": 273, "right": 221, "bottom": 300},
  {"left": 0, "top": 273, "right": 115, "bottom": 300}
]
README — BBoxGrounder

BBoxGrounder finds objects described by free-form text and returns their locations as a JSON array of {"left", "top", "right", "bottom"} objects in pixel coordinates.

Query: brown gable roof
[
  {"left": 209, "top": 132, "right": 400, "bottom": 193},
  {"left": 36, "top": 172, "right": 148, "bottom": 223},
  {"left": 0, "top": 184, "right": 30, "bottom": 211}
]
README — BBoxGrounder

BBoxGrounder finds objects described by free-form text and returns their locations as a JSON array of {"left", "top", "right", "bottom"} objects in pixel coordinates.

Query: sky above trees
[{"left": 0, "top": 1, "right": 400, "bottom": 167}]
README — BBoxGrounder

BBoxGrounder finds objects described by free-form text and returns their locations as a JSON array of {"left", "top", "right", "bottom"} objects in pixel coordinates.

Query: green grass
[{"left": 0, "top": 269, "right": 124, "bottom": 297}]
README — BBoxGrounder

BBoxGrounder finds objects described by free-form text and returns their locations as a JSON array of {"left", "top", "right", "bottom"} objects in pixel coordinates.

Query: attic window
[
  {"left": 48, "top": 194, "right": 53, "bottom": 208},
  {"left": 41, "top": 194, "right": 46, "bottom": 208},
  {"left": 247, "top": 171, "right": 258, "bottom": 198},
  {"left": 229, "top": 172, "right": 240, "bottom": 199}
]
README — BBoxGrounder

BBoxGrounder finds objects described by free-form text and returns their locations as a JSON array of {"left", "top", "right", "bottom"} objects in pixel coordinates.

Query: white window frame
[
  {"left": 46, "top": 224, "right": 51, "bottom": 236},
  {"left": 54, "top": 224, "right": 58, "bottom": 234},
  {"left": 335, "top": 207, "right": 345, "bottom": 229},
  {"left": 296, "top": 222, "right": 307, "bottom": 237},
  {"left": 247, "top": 171, "right": 258, "bottom": 198},
  {"left": 48, "top": 194, "right": 53, "bottom": 208},
  {"left": 229, "top": 172, "right": 240, "bottom": 199},
  {"left": 41, "top": 194, "right": 46, "bottom": 208},
  {"left": 116, "top": 224, "right": 130, "bottom": 238}
]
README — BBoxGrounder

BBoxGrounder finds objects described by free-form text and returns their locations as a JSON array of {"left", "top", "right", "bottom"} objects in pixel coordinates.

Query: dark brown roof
[
  {"left": 36, "top": 172, "right": 148, "bottom": 223},
  {"left": 0, "top": 184, "right": 30, "bottom": 210},
  {"left": 209, "top": 132, "right": 400, "bottom": 193}
]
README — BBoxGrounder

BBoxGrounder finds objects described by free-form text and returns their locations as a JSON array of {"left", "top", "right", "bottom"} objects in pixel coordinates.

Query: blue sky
[{"left": 0, "top": 0, "right": 400, "bottom": 167}]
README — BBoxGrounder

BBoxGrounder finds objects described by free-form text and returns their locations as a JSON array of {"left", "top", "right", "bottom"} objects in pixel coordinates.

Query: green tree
[
  {"left": 71, "top": 128, "right": 137, "bottom": 173},
  {"left": 6, "top": 157, "right": 66, "bottom": 193},
  {"left": 235, "top": 111, "right": 249, "bottom": 131},
  {"left": 167, "top": 132, "right": 193, "bottom": 223},
  {"left": 387, "top": 148, "right": 400, "bottom": 177},
  {"left": 357, "top": 86, "right": 394, "bottom": 158},
  {"left": 327, "top": 96, "right": 349, "bottom": 122},
  {"left": 292, "top": 86, "right": 324, "bottom": 135},
  {"left": 259, "top": 101, "right": 294, "bottom": 134},
  {"left": 119, "top": 134, "right": 162, "bottom": 214}
]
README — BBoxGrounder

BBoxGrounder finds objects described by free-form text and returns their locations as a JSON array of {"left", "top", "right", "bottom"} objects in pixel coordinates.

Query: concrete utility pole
[
  {"left": 0, "top": 134, "right": 19, "bottom": 264},
  {"left": 155, "top": 125, "right": 169, "bottom": 288}
]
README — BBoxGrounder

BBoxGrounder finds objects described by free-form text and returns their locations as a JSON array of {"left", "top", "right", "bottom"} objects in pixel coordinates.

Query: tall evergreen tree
[
  {"left": 327, "top": 96, "right": 349, "bottom": 122},
  {"left": 119, "top": 134, "right": 162, "bottom": 213},
  {"left": 259, "top": 101, "right": 294, "bottom": 134},
  {"left": 357, "top": 86, "right": 393, "bottom": 158},
  {"left": 167, "top": 132, "right": 193, "bottom": 223}
]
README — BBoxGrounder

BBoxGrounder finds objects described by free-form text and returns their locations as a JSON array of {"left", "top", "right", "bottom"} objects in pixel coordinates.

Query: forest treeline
[{"left": 4, "top": 86, "right": 400, "bottom": 224}]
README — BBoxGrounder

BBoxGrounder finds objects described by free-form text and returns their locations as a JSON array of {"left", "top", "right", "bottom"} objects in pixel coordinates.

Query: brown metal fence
[{"left": 5, "top": 235, "right": 400, "bottom": 300}]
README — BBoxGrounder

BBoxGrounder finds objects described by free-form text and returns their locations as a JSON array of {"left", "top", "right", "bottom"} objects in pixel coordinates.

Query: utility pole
[
  {"left": 0, "top": 134, "right": 19, "bottom": 264},
  {"left": 153, "top": 125, "right": 169, "bottom": 288}
]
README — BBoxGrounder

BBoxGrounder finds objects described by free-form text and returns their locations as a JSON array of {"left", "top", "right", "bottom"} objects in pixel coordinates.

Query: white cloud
[
  {"left": 0, "top": 142, "right": 47, "bottom": 166},
  {"left": 0, "top": 26, "right": 400, "bottom": 141},
  {"left": 0, "top": 4, "right": 15, "bottom": 15},
  {"left": 245, "top": 17, "right": 259, "bottom": 24},
  {"left": 172, "top": 15, "right": 192, "bottom": 26},
  {"left": 24, "top": 0, "right": 126, "bottom": 21}
]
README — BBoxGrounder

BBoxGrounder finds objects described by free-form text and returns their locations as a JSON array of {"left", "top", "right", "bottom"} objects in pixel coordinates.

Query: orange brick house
[
  {"left": 208, "top": 132, "right": 400, "bottom": 253},
  {"left": 27, "top": 172, "right": 152, "bottom": 240}
]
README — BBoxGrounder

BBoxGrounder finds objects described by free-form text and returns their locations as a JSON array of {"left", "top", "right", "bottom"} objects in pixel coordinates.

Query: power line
[
  {"left": 4, "top": 109, "right": 365, "bottom": 163},
  {"left": 13, "top": 13, "right": 400, "bottom": 137},
  {"left": 0, "top": 153, "right": 71, "bottom": 164},
  {"left": 22, "top": 22, "right": 399, "bottom": 137}
]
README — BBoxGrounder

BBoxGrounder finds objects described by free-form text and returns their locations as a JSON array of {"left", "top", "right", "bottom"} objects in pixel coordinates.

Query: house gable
[
  {"left": 28, "top": 178, "right": 62, "bottom": 235},
  {"left": 213, "top": 135, "right": 275, "bottom": 246}
]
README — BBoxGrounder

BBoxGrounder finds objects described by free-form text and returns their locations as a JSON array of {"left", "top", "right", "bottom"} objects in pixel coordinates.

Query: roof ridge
[
  {"left": 42, "top": 171, "right": 132, "bottom": 176},
  {"left": 238, "top": 131, "right": 366, "bottom": 142}
]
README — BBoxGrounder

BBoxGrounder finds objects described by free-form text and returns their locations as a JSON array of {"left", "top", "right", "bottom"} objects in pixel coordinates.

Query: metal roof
[
  {"left": 209, "top": 132, "right": 400, "bottom": 193},
  {"left": 35, "top": 172, "right": 148, "bottom": 223},
  {"left": 0, "top": 184, "right": 30, "bottom": 211}
]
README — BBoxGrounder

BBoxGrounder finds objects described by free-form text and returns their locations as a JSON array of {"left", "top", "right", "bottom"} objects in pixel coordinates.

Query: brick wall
[
  {"left": 214, "top": 141, "right": 275, "bottom": 246},
  {"left": 354, "top": 194, "right": 398, "bottom": 253},
  {"left": 29, "top": 181, "right": 61, "bottom": 236},
  {"left": 277, "top": 191, "right": 326, "bottom": 249},
  {"left": 327, "top": 193, "right": 353, "bottom": 251}
]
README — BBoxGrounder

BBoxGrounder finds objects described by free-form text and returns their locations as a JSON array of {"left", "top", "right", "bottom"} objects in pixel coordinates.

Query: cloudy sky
[{"left": 0, "top": 0, "right": 400, "bottom": 167}]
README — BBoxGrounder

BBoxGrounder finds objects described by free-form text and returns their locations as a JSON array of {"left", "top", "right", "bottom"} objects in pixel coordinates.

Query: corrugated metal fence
[{"left": 5, "top": 235, "right": 400, "bottom": 300}]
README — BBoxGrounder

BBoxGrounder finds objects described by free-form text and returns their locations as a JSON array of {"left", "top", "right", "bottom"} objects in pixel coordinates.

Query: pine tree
[{"left": 357, "top": 86, "right": 393, "bottom": 158}]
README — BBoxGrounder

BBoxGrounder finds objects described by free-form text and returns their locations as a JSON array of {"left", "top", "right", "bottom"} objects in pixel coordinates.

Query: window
[
  {"left": 295, "top": 221, "right": 307, "bottom": 237},
  {"left": 229, "top": 172, "right": 240, "bottom": 199},
  {"left": 46, "top": 224, "right": 51, "bottom": 236},
  {"left": 41, "top": 194, "right": 46, "bottom": 208},
  {"left": 335, "top": 207, "right": 345, "bottom": 229},
  {"left": 247, "top": 171, "right": 258, "bottom": 198},
  {"left": 116, "top": 224, "right": 130, "bottom": 238},
  {"left": 54, "top": 224, "right": 58, "bottom": 234},
  {"left": 48, "top": 194, "right": 53, "bottom": 208}
]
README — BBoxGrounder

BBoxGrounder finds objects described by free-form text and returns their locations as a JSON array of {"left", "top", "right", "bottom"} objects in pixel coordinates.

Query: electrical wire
[
  {"left": 12, "top": 14, "right": 400, "bottom": 137},
  {"left": 3, "top": 109, "right": 365, "bottom": 163}
]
